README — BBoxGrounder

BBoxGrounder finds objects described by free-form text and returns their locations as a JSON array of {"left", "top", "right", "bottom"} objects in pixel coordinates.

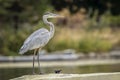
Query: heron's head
[{"left": 44, "top": 12, "right": 63, "bottom": 18}]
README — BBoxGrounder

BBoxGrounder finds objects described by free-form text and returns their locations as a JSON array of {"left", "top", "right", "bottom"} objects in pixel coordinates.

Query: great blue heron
[{"left": 19, "top": 12, "right": 63, "bottom": 74}]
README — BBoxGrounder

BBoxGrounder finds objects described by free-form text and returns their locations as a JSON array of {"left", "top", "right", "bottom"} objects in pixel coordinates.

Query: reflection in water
[{"left": 0, "top": 64, "right": 120, "bottom": 80}]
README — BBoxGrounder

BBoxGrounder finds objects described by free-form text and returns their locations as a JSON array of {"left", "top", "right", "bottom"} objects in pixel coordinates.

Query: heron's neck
[{"left": 43, "top": 16, "right": 55, "bottom": 38}]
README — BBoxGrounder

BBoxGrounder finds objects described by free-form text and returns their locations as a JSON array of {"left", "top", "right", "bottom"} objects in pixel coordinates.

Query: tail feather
[{"left": 19, "top": 45, "right": 28, "bottom": 54}]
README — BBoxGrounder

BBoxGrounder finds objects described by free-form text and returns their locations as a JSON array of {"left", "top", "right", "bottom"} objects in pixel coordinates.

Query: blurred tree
[
  {"left": 0, "top": 0, "right": 51, "bottom": 31},
  {"left": 51, "top": 0, "right": 120, "bottom": 22},
  {"left": 0, "top": 0, "right": 52, "bottom": 55}
]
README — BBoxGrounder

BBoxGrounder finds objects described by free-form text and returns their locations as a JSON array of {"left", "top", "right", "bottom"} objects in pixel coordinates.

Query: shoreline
[{"left": 0, "top": 59, "right": 120, "bottom": 68}]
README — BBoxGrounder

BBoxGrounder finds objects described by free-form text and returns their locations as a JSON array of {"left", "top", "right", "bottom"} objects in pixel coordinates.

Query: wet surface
[{"left": 0, "top": 64, "right": 120, "bottom": 80}]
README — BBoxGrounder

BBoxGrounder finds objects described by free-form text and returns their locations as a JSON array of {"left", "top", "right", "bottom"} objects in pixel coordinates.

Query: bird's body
[
  {"left": 19, "top": 12, "right": 62, "bottom": 74},
  {"left": 19, "top": 28, "right": 50, "bottom": 54}
]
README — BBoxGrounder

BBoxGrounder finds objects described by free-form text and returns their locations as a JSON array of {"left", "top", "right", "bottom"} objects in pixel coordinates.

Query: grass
[
  {"left": 45, "top": 27, "right": 118, "bottom": 53},
  {"left": 1, "top": 25, "right": 120, "bottom": 56}
]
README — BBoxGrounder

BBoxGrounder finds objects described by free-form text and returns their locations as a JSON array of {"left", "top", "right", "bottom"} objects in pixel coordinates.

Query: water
[{"left": 0, "top": 64, "right": 120, "bottom": 80}]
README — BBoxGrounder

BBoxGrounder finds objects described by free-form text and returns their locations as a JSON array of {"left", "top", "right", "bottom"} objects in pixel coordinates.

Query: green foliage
[
  {"left": 78, "top": 37, "right": 112, "bottom": 53},
  {"left": 0, "top": 20, "right": 49, "bottom": 56},
  {"left": 0, "top": 28, "right": 28, "bottom": 56},
  {"left": 102, "top": 11, "right": 120, "bottom": 27},
  {"left": 78, "top": 37, "right": 96, "bottom": 53},
  {"left": 0, "top": 27, "right": 114, "bottom": 56},
  {"left": 0, "top": 25, "right": 114, "bottom": 56},
  {"left": 0, "top": 0, "right": 52, "bottom": 29},
  {"left": 45, "top": 40, "right": 68, "bottom": 52},
  {"left": 114, "top": 39, "right": 120, "bottom": 48},
  {"left": 94, "top": 39, "right": 112, "bottom": 52},
  {"left": 45, "top": 39, "right": 77, "bottom": 52}
]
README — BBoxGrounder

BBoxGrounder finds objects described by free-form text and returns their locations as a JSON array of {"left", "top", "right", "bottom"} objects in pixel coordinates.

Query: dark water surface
[{"left": 0, "top": 64, "right": 120, "bottom": 80}]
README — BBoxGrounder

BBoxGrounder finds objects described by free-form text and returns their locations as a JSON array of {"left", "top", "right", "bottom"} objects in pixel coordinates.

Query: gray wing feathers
[
  {"left": 19, "top": 28, "right": 50, "bottom": 54},
  {"left": 24, "top": 28, "right": 48, "bottom": 44}
]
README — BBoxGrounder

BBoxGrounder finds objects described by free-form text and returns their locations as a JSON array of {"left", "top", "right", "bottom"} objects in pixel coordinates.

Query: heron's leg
[
  {"left": 37, "top": 48, "right": 42, "bottom": 74},
  {"left": 33, "top": 49, "right": 37, "bottom": 74}
]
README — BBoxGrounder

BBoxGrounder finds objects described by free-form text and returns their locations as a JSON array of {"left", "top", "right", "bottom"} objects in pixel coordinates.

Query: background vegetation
[{"left": 0, "top": 0, "right": 120, "bottom": 56}]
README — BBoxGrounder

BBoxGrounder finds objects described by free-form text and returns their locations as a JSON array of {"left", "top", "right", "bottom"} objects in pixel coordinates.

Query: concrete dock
[{"left": 11, "top": 72, "right": 120, "bottom": 80}]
